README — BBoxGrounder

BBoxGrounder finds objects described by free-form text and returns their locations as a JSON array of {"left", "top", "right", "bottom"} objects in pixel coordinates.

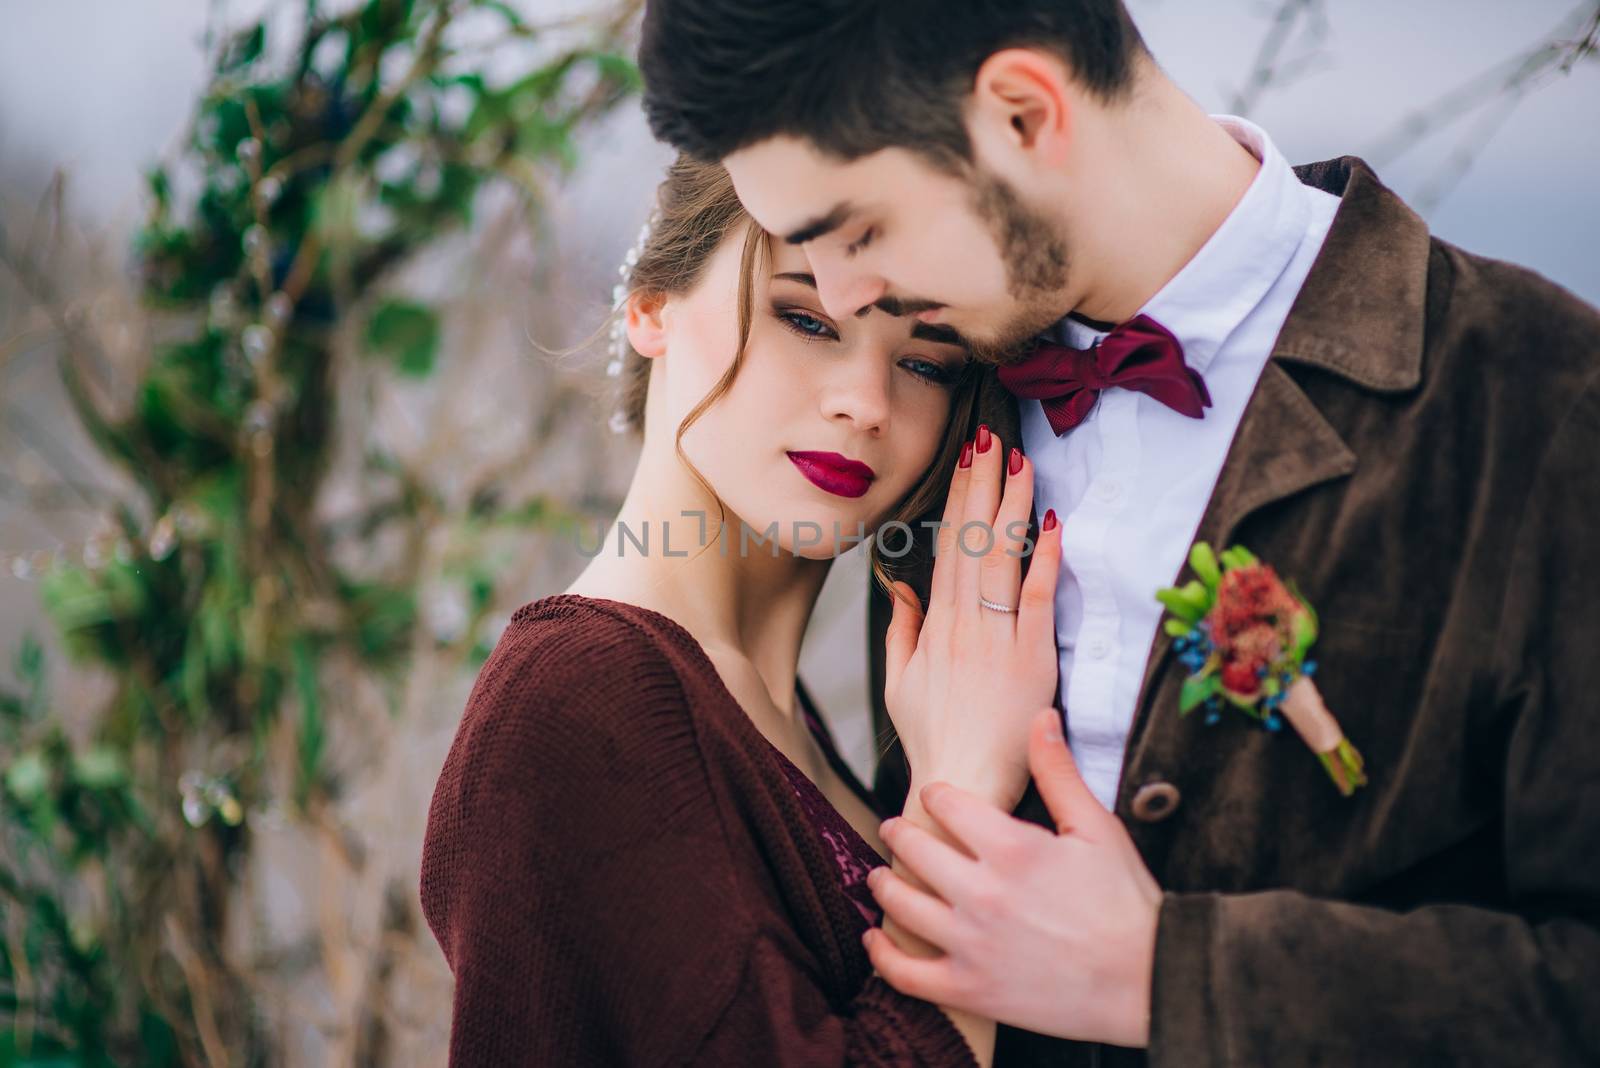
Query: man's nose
[{"left": 812, "top": 256, "right": 887, "bottom": 321}]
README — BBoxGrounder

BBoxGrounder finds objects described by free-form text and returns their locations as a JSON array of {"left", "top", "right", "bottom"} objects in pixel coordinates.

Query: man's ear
[
  {"left": 968, "top": 48, "right": 1074, "bottom": 168},
  {"left": 625, "top": 290, "right": 669, "bottom": 359}
]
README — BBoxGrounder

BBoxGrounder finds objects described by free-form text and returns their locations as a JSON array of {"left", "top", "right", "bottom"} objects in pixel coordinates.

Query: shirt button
[
  {"left": 1095, "top": 481, "right": 1122, "bottom": 503},
  {"left": 1085, "top": 638, "right": 1110, "bottom": 660},
  {"left": 1130, "top": 781, "right": 1181, "bottom": 823}
]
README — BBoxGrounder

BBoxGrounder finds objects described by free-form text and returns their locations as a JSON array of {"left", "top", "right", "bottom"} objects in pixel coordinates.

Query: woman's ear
[{"left": 625, "top": 291, "right": 669, "bottom": 359}]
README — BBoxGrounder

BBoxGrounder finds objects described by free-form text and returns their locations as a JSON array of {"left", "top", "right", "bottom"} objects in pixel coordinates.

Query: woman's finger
[
  {"left": 954, "top": 425, "right": 1003, "bottom": 617},
  {"left": 927, "top": 436, "right": 974, "bottom": 609},
  {"left": 977, "top": 447, "right": 1033, "bottom": 622},
  {"left": 1016, "top": 507, "right": 1063, "bottom": 656}
]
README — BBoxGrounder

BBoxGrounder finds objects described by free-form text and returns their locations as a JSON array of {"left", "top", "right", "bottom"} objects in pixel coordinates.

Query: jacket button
[{"left": 1130, "top": 781, "right": 1181, "bottom": 822}]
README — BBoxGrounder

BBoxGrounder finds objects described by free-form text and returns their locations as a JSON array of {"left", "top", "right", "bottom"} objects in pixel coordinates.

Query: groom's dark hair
[{"left": 639, "top": 0, "right": 1147, "bottom": 168}]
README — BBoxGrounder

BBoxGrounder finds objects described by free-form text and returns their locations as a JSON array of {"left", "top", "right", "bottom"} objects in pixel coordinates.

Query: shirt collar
[{"left": 1050, "top": 116, "right": 1315, "bottom": 375}]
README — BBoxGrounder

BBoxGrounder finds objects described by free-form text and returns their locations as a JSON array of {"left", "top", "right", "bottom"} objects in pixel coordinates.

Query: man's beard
[{"left": 962, "top": 169, "right": 1074, "bottom": 364}]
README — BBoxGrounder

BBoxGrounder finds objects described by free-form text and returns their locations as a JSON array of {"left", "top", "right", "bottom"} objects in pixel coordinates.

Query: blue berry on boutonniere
[{"left": 1156, "top": 542, "right": 1367, "bottom": 796}]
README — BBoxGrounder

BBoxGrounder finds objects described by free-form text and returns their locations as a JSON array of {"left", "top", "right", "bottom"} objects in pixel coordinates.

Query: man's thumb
[{"left": 1028, "top": 708, "right": 1106, "bottom": 835}]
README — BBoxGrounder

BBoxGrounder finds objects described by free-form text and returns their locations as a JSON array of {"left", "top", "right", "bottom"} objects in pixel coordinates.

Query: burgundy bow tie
[{"left": 996, "top": 314, "right": 1212, "bottom": 436}]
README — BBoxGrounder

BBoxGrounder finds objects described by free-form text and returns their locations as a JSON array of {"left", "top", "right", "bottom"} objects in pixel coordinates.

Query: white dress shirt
[{"left": 1020, "top": 117, "right": 1342, "bottom": 810}]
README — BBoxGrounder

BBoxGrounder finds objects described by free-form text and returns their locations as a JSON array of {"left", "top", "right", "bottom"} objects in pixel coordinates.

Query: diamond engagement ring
[{"left": 978, "top": 595, "right": 1018, "bottom": 614}]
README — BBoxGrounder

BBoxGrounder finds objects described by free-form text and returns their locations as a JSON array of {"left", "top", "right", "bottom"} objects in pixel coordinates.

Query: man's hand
[{"left": 864, "top": 709, "right": 1163, "bottom": 1048}]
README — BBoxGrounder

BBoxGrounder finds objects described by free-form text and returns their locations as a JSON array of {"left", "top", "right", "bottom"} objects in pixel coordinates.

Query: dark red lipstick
[{"left": 786, "top": 451, "right": 876, "bottom": 499}]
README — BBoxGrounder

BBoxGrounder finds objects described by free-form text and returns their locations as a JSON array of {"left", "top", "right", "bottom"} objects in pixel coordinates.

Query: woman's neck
[{"left": 565, "top": 471, "right": 833, "bottom": 721}]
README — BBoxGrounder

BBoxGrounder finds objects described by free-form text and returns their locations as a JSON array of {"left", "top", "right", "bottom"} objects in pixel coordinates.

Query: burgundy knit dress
[{"left": 420, "top": 594, "right": 978, "bottom": 1066}]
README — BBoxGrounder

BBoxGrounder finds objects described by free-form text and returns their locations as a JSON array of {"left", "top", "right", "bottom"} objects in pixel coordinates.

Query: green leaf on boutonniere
[
  {"left": 1287, "top": 581, "right": 1320, "bottom": 657},
  {"left": 1189, "top": 542, "right": 1222, "bottom": 588},
  {"left": 1176, "top": 580, "right": 1212, "bottom": 616},
  {"left": 1163, "top": 617, "right": 1192, "bottom": 638},
  {"left": 1156, "top": 586, "right": 1204, "bottom": 624},
  {"left": 1290, "top": 602, "right": 1318, "bottom": 661},
  {"left": 1219, "top": 545, "right": 1260, "bottom": 571},
  {"left": 1180, "top": 673, "right": 1220, "bottom": 715}
]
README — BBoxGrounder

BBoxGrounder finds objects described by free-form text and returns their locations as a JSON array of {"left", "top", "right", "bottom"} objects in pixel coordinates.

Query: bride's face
[{"left": 629, "top": 229, "right": 970, "bottom": 558}]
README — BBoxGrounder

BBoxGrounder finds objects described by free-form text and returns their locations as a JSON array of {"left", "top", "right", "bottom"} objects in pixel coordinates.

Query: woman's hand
[{"left": 883, "top": 424, "right": 1063, "bottom": 815}]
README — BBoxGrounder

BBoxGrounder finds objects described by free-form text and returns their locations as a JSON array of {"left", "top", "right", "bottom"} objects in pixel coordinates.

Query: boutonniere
[{"left": 1156, "top": 543, "right": 1367, "bottom": 796}]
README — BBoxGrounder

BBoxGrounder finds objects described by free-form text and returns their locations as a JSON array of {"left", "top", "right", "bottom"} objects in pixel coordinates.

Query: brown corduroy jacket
[{"left": 868, "top": 157, "right": 1600, "bottom": 1067}]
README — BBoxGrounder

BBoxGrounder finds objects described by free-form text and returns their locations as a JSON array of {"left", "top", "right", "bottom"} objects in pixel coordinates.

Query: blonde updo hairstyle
[{"left": 609, "top": 155, "right": 984, "bottom": 599}]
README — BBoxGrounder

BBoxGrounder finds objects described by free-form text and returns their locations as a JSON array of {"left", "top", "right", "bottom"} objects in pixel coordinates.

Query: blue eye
[
  {"left": 776, "top": 304, "right": 959, "bottom": 388},
  {"left": 778, "top": 309, "right": 839, "bottom": 341},
  {"left": 901, "top": 358, "right": 957, "bottom": 387}
]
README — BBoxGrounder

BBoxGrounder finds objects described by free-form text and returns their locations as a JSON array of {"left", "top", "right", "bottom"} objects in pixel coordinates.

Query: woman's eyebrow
[{"left": 773, "top": 272, "right": 818, "bottom": 288}]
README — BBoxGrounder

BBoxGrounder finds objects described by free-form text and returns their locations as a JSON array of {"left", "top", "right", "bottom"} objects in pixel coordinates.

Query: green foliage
[
  {"left": 1155, "top": 541, "right": 1267, "bottom": 627},
  {"left": 1188, "top": 541, "right": 1221, "bottom": 588},
  {"left": 365, "top": 299, "right": 440, "bottom": 376},
  {"left": 1219, "top": 544, "right": 1259, "bottom": 571},
  {"left": 1288, "top": 580, "right": 1320, "bottom": 662},
  {"left": 1155, "top": 580, "right": 1211, "bottom": 624},
  {"left": 2, "top": 1, "right": 644, "bottom": 1063},
  {"left": 1179, "top": 673, "right": 1220, "bottom": 715}
]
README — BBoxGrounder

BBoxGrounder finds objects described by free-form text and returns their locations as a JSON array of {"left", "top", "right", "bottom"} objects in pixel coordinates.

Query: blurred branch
[
  {"left": 0, "top": 189, "right": 176, "bottom": 507},
  {"left": 1367, "top": 0, "right": 1600, "bottom": 212},
  {"left": 0, "top": 326, "right": 55, "bottom": 375},
  {"left": 0, "top": 413, "right": 118, "bottom": 516},
  {"left": 1227, "top": 0, "right": 1330, "bottom": 118},
  {"left": 162, "top": 912, "right": 228, "bottom": 1068}
]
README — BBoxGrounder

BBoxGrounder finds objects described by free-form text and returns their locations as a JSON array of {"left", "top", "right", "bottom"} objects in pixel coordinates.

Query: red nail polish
[
  {"left": 1008, "top": 447, "right": 1023, "bottom": 476},
  {"left": 959, "top": 440, "right": 974, "bottom": 469},
  {"left": 975, "top": 424, "right": 992, "bottom": 454},
  {"left": 1042, "top": 508, "right": 1058, "bottom": 532}
]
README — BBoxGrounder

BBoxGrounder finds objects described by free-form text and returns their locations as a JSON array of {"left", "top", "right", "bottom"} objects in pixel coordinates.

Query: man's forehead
[{"left": 725, "top": 138, "right": 875, "bottom": 233}]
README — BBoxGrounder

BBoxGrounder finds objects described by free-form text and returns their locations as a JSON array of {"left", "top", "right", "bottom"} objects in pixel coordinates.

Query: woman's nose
[{"left": 821, "top": 354, "right": 891, "bottom": 434}]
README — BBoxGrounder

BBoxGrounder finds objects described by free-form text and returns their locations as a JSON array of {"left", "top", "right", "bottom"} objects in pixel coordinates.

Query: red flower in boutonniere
[{"left": 1156, "top": 543, "right": 1367, "bottom": 796}]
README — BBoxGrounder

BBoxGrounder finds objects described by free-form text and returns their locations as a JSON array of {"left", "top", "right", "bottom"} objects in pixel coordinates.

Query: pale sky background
[
  {"left": 1, "top": 0, "right": 1597, "bottom": 772},
  {"left": 1, "top": 1, "right": 1596, "bottom": 304}
]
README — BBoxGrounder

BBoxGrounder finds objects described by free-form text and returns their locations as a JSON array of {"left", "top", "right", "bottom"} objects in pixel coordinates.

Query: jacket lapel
[{"left": 1117, "top": 156, "right": 1431, "bottom": 812}]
